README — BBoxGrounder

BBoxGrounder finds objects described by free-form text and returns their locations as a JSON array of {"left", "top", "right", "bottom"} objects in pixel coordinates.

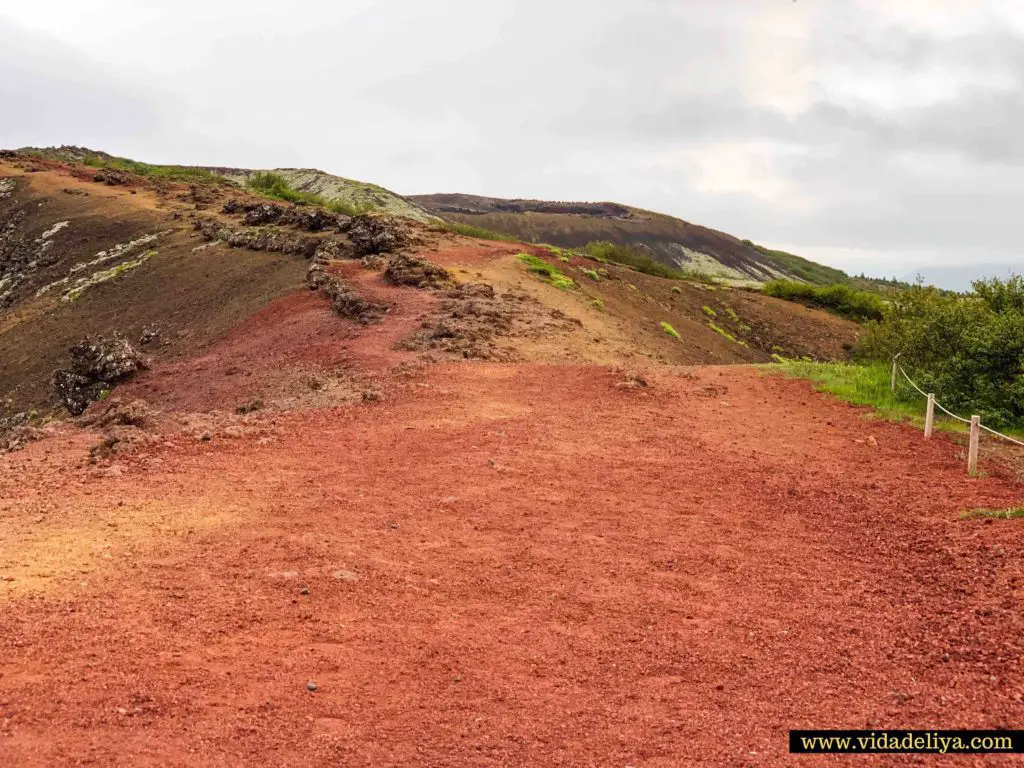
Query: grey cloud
[
  {"left": 2, "top": 1, "right": 1023, "bottom": 276},
  {"left": 0, "top": 17, "right": 163, "bottom": 149}
]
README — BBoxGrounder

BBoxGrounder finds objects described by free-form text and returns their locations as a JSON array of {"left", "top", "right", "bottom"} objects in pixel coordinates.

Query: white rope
[
  {"left": 933, "top": 400, "right": 972, "bottom": 425},
  {"left": 980, "top": 423, "right": 1024, "bottom": 448},
  {"left": 898, "top": 365, "right": 930, "bottom": 399},
  {"left": 895, "top": 360, "right": 1022, "bottom": 439},
  {"left": 900, "top": 364, "right": 970, "bottom": 422}
]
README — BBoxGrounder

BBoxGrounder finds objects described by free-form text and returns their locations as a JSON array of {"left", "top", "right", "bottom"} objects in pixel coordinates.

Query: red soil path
[{"left": 2, "top": 363, "right": 1023, "bottom": 766}]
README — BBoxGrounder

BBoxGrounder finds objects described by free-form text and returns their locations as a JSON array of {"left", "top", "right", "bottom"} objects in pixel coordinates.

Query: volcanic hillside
[
  {"left": 2, "top": 148, "right": 1023, "bottom": 767},
  {"left": 411, "top": 192, "right": 850, "bottom": 286},
  {"left": 0, "top": 148, "right": 858, "bottom": 421}
]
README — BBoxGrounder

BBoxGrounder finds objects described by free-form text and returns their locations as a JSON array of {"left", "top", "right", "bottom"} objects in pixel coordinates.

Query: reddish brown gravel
[{"left": 1, "top": 365, "right": 1022, "bottom": 766}]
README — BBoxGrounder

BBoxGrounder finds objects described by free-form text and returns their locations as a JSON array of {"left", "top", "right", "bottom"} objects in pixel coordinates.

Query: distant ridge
[{"left": 410, "top": 192, "right": 850, "bottom": 286}]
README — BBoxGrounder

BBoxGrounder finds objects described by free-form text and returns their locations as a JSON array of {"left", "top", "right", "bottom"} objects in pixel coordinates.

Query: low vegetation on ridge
[
  {"left": 247, "top": 171, "right": 375, "bottom": 217},
  {"left": 582, "top": 241, "right": 711, "bottom": 282},
  {"left": 74, "top": 153, "right": 219, "bottom": 182},
  {"left": 437, "top": 220, "right": 518, "bottom": 242}
]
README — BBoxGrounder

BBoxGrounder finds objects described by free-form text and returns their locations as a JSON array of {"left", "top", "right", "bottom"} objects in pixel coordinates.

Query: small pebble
[
  {"left": 300, "top": 587, "right": 310, "bottom": 595},
  {"left": 306, "top": 681, "right": 318, "bottom": 692}
]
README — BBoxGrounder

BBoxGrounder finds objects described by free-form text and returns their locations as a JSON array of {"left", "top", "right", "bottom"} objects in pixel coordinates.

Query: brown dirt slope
[{"left": 0, "top": 158, "right": 309, "bottom": 411}]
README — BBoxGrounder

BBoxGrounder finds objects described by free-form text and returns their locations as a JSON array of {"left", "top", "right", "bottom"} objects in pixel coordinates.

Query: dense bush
[
  {"left": 763, "top": 280, "right": 884, "bottom": 322},
  {"left": 857, "top": 276, "right": 1024, "bottom": 428}
]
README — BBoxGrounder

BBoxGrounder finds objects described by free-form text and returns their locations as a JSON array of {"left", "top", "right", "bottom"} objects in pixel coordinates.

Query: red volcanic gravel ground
[{"left": 1, "top": 365, "right": 1023, "bottom": 766}]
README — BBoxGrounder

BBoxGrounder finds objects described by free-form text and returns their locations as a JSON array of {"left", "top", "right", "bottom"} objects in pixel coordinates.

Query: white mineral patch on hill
[{"left": 221, "top": 167, "right": 437, "bottom": 223}]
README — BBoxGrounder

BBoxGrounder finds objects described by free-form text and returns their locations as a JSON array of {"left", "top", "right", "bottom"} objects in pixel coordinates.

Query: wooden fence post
[
  {"left": 891, "top": 359, "right": 898, "bottom": 393},
  {"left": 968, "top": 415, "right": 980, "bottom": 476},
  {"left": 924, "top": 394, "right": 935, "bottom": 439}
]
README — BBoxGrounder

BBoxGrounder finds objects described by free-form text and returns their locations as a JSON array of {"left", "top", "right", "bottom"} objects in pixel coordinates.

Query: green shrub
[
  {"left": 660, "top": 321, "right": 681, "bottom": 339},
  {"left": 248, "top": 171, "right": 302, "bottom": 201},
  {"left": 708, "top": 322, "right": 748, "bottom": 347},
  {"left": 857, "top": 276, "right": 1024, "bottom": 428},
  {"left": 671, "top": 286, "right": 682, "bottom": 295},
  {"left": 81, "top": 153, "right": 221, "bottom": 182},
  {"left": 702, "top": 305, "right": 717, "bottom": 318},
  {"left": 248, "top": 171, "right": 375, "bottom": 216},
  {"left": 517, "top": 253, "right": 576, "bottom": 290},
  {"left": 763, "top": 279, "right": 884, "bottom": 322},
  {"left": 580, "top": 267, "right": 601, "bottom": 281}
]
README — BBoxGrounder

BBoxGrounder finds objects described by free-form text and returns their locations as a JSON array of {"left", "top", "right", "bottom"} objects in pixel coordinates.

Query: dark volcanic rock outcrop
[
  {"left": 348, "top": 214, "right": 410, "bottom": 256},
  {"left": 383, "top": 254, "right": 453, "bottom": 289},
  {"left": 53, "top": 336, "right": 147, "bottom": 415}
]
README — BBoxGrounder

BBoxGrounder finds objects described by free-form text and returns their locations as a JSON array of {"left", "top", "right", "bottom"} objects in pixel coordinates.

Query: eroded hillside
[{"left": 1, "top": 150, "right": 857, "bottom": 431}]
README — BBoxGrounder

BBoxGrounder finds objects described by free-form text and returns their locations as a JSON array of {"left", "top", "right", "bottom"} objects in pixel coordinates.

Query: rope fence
[{"left": 891, "top": 357, "right": 1024, "bottom": 475}]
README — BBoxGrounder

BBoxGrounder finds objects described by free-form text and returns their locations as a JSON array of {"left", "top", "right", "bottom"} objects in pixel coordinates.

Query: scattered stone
[
  {"left": 88, "top": 435, "right": 121, "bottom": 461},
  {"left": 235, "top": 399, "right": 264, "bottom": 415},
  {"left": 616, "top": 371, "right": 649, "bottom": 389},
  {"left": 86, "top": 399, "right": 155, "bottom": 428},
  {"left": 299, "top": 587, "right": 310, "bottom": 596},
  {"left": 398, "top": 283, "right": 579, "bottom": 360},
  {"left": 384, "top": 254, "right": 453, "bottom": 289},
  {"left": 319, "top": 275, "right": 390, "bottom": 325},
  {"left": 287, "top": 207, "right": 344, "bottom": 233},
  {"left": 194, "top": 218, "right": 321, "bottom": 258},
  {"left": 221, "top": 199, "right": 248, "bottom": 214},
  {"left": 93, "top": 171, "right": 130, "bottom": 186},
  {"left": 306, "top": 681, "right": 318, "bottom": 692},
  {"left": 0, "top": 410, "right": 45, "bottom": 453},
  {"left": 332, "top": 570, "right": 360, "bottom": 582},
  {"left": 138, "top": 325, "right": 162, "bottom": 346},
  {"left": 243, "top": 203, "right": 285, "bottom": 227},
  {"left": 225, "top": 199, "right": 348, "bottom": 232},
  {"left": 348, "top": 213, "right": 410, "bottom": 255}
]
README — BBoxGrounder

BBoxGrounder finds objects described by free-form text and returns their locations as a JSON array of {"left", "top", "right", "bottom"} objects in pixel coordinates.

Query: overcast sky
[{"left": 2, "top": 0, "right": 1022, "bottom": 279}]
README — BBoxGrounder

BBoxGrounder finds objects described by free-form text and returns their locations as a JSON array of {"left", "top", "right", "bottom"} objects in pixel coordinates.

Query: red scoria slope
[{"left": 1, "top": 362, "right": 1023, "bottom": 766}]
